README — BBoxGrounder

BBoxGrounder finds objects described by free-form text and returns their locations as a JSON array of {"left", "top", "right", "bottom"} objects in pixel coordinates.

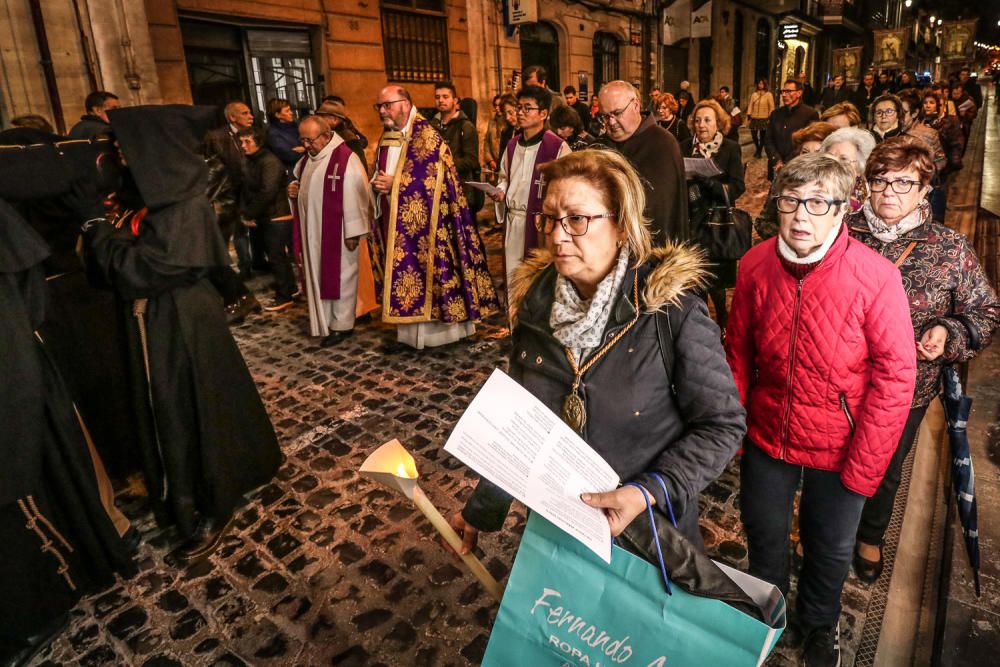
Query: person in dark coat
[
  {"left": 83, "top": 105, "right": 282, "bottom": 564},
  {"left": 958, "top": 67, "right": 983, "bottom": 110},
  {"left": 448, "top": 149, "right": 745, "bottom": 552},
  {"left": 820, "top": 74, "right": 850, "bottom": 111},
  {"left": 0, "top": 199, "right": 135, "bottom": 666},
  {"left": 765, "top": 79, "right": 820, "bottom": 178},
  {"left": 430, "top": 81, "right": 483, "bottom": 214},
  {"left": 265, "top": 98, "right": 304, "bottom": 176},
  {"left": 597, "top": 80, "right": 689, "bottom": 244},
  {"left": 238, "top": 128, "right": 295, "bottom": 311},
  {"left": 68, "top": 91, "right": 119, "bottom": 139},
  {"left": 549, "top": 105, "right": 597, "bottom": 151},
  {"left": 853, "top": 72, "right": 878, "bottom": 122},
  {"left": 681, "top": 99, "right": 746, "bottom": 331},
  {"left": 656, "top": 93, "right": 692, "bottom": 144}
]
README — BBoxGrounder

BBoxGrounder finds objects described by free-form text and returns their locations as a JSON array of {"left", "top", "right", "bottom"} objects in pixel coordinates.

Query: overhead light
[
  {"left": 938, "top": 19, "right": 943, "bottom": 25},
  {"left": 930, "top": 16, "right": 936, "bottom": 23},
  {"left": 904, "top": 0, "right": 912, "bottom": 6}
]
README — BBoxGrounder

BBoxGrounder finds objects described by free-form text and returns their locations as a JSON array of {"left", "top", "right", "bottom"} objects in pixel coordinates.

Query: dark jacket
[
  {"left": 266, "top": 120, "right": 301, "bottom": 172},
  {"left": 853, "top": 85, "right": 878, "bottom": 120},
  {"left": 570, "top": 100, "right": 592, "bottom": 124},
  {"left": 241, "top": 148, "right": 290, "bottom": 223},
  {"left": 204, "top": 125, "right": 246, "bottom": 190},
  {"left": 462, "top": 245, "right": 747, "bottom": 547},
  {"left": 68, "top": 114, "right": 112, "bottom": 139},
  {"left": 430, "top": 110, "right": 479, "bottom": 179},
  {"left": 764, "top": 102, "right": 819, "bottom": 163},
  {"left": 601, "top": 114, "right": 689, "bottom": 244},
  {"left": 847, "top": 209, "right": 1000, "bottom": 407},
  {"left": 925, "top": 115, "right": 965, "bottom": 177},
  {"left": 820, "top": 85, "right": 850, "bottom": 110},
  {"left": 658, "top": 115, "right": 692, "bottom": 144}
]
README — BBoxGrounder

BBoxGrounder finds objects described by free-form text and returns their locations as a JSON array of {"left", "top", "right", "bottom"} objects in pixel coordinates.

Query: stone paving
[{"left": 32, "top": 154, "right": 877, "bottom": 667}]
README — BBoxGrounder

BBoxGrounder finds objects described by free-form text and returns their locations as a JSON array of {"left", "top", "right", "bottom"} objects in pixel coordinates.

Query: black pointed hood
[
  {"left": 0, "top": 198, "right": 50, "bottom": 274},
  {"left": 107, "top": 105, "right": 228, "bottom": 268}
]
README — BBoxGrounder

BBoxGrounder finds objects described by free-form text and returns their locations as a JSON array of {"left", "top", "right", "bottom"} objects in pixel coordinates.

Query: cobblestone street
[{"left": 31, "top": 164, "right": 878, "bottom": 667}]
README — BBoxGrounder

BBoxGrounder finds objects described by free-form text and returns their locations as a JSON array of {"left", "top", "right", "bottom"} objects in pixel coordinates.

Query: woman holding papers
[
  {"left": 680, "top": 99, "right": 746, "bottom": 331},
  {"left": 450, "top": 149, "right": 746, "bottom": 551}
]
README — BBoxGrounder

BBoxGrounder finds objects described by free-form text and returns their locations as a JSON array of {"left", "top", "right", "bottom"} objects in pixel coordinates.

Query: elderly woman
[
  {"left": 727, "top": 152, "right": 916, "bottom": 667},
  {"left": 821, "top": 127, "right": 876, "bottom": 211},
  {"left": 450, "top": 150, "right": 746, "bottom": 552},
  {"left": 747, "top": 80, "right": 774, "bottom": 158},
  {"left": 819, "top": 101, "right": 862, "bottom": 128},
  {"left": 656, "top": 93, "right": 691, "bottom": 143},
  {"left": 846, "top": 136, "right": 1000, "bottom": 582},
  {"left": 870, "top": 93, "right": 903, "bottom": 142},
  {"left": 754, "top": 122, "right": 837, "bottom": 240},
  {"left": 680, "top": 99, "right": 746, "bottom": 330}
]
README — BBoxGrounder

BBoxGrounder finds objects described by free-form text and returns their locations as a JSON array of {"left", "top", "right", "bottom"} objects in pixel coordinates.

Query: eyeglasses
[
  {"left": 515, "top": 104, "right": 542, "bottom": 113},
  {"left": 874, "top": 108, "right": 897, "bottom": 117},
  {"left": 773, "top": 195, "right": 845, "bottom": 216},
  {"left": 373, "top": 99, "right": 406, "bottom": 112},
  {"left": 869, "top": 177, "right": 921, "bottom": 194},
  {"left": 597, "top": 99, "right": 637, "bottom": 125},
  {"left": 299, "top": 134, "right": 329, "bottom": 146},
  {"left": 533, "top": 212, "right": 616, "bottom": 236},
  {"left": 780, "top": 89, "right": 800, "bottom": 95}
]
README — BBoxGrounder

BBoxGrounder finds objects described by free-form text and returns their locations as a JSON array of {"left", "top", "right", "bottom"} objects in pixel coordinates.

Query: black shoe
[
  {"left": 378, "top": 340, "right": 411, "bottom": 354},
  {"left": 225, "top": 294, "right": 262, "bottom": 324},
  {"left": 122, "top": 526, "right": 142, "bottom": 554},
  {"left": 263, "top": 296, "right": 294, "bottom": 312},
  {"left": 853, "top": 543, "right": 884, "bottom": 583},
  {"left": 803, "top": 624, "right": 840, "bottom": 667},
  {"left": 320, "top": 329, "right": 353, "bottom": 348},
  {"left": 776, "top": 616, "right": 803, "bottom": 649},
  {"left": 173, "top": 515, "right": 233, "bottom": 564}
]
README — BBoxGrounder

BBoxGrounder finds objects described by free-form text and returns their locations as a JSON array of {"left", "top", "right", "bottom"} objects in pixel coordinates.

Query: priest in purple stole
[
  {"left": 290, "top": 116, "right": 373, "bottom": 348},
  {"left": 492, "top": 85, "right": 570, "bottom": 289},
  {"left": 372, "top": 86, "right": 499, "bottom": 350}
]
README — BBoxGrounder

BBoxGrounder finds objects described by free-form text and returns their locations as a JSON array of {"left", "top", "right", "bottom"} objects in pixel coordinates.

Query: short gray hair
[
  {"left": 820, "top": 128, "right": 877, "bottom": 171},
  {"left": 774, "top": 152, "right": 855, "bottom": 203}
]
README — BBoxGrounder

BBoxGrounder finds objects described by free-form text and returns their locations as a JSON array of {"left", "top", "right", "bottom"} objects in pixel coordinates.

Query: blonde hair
[
  {"left": 688, "top": 99, "right": 731, "bottom": 137},
  {"left": 538, "top": 149, "right": 653, "bottom": 266}
]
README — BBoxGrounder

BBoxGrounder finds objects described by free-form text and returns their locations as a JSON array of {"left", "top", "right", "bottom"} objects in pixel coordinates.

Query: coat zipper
[
  {"left": 839, "top": 393, "right": 856, "bottom": 435},
  {"left": 779, "top": 279, "right": 804, "bottom": 459}
]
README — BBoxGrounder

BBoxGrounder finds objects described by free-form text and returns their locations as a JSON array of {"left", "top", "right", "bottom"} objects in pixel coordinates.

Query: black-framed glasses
[
  {"left": 869, "top": 177, "right": 921, "bottom": 194},
  {"left": 515, "top": 104, "right": 542, "bottom": 113},
  {"left": 299, "top": 134, "right": 330, "bottom": 146},
  {"left": 874, "top": 108, "right": 897, "bottom": 117},
  {"left": 597, "top": 99, "right": 637, "bottom": 125},
  {"left": 373, "top": 99, "right": 406, "bottom": 112},
  {"left": 533, "top": 212, "right": 616, "bottom": 236},
  {"left": 773, "top": 195, "right": 845, "bottom": 216},
  {"left": 780, "top": 88, "right": 800, "bottom": 95}
]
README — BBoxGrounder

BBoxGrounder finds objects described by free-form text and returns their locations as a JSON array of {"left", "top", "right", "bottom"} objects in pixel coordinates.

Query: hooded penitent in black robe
[
  {"left": 85, "top": 105, "right": 281, "bottom": 537},
  {"left": 0, "top": 128, "right": 140, "bottom": 477},
  {"left": 0, "top": 199, "right": 135, "bottom": 663}
]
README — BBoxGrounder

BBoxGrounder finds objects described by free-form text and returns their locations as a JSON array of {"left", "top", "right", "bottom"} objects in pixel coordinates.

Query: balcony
[{"left": 817, "top": 0, "right": 865, "bottom": 33}]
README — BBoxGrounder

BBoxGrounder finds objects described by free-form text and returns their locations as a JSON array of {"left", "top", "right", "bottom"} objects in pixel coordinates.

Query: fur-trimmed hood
[{"left": 509, "top": 242, "right": 711, "bottom": 325}]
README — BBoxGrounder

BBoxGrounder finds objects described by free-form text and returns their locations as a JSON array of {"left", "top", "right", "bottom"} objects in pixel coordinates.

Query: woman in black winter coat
[
  {"left": 448, "top": 150, "right": 746, "bottom": 552},
  {"left": 680, "top": 99, "right": 746, "bottom": 331}
]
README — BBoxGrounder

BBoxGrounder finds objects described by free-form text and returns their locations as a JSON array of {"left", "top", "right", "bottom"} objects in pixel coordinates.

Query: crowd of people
[{"left": 1, "top": 62, "right": 995, "bottom": 667}]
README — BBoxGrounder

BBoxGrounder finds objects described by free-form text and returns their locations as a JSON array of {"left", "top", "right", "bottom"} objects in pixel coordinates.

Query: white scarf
[
  {"left": 550, "top": 248, "right": 631, "bottom": 364},
  {"left": 861, "top": 199, "right": 929, "bottom": 243},
  {"left": 777, "top": 222, "right": 842, "bottom": 264},
  {"left": 692, "top": 131, "right": 724, "bottom": 160}
]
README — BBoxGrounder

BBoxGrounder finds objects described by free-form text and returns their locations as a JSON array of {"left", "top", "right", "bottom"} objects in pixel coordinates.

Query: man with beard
[
  {"left": 597, "top": 80, "right": 689, "bottom": 243},
  {"left": 430, "top": 80, "right": 483, "bottom": 215},
  {"left": 371, "top": 85, "right": 499, "bottom": 351},
  {"left": 83, "top": 105, "right": 281, "bottom": 563}
]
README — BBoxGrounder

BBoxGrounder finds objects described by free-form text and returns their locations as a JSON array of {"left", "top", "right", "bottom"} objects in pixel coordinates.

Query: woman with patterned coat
[{"left": 847, "top": 136, "right": 1000, "bottom": 582}]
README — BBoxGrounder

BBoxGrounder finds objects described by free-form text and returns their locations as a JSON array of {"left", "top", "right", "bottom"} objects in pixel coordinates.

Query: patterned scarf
[
  {"left": 550, "top": 247, "right": 631, "bottom": 364},
  {"left": 862, "top": 198, "right": 929, "bottom": 243},
  {"left": 692, "top": 131, "right": 724, "bottom": 160}
]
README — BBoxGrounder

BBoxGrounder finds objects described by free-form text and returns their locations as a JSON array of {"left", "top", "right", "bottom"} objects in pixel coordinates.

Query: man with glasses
[
  {"left": 597, "top": 80, "right": 688, "bottom": 244},
  {"left": 493, "top": 85, "right": 569, "bottom": 288},
  {"left": 371, "top": 85, "right": 499, "bottom": 351},
  {"left": 765, "top": 79, "right": 819, "bottom": 179},
  {"left": 287, "top": 116, "right": 373, "bottom": 347}
]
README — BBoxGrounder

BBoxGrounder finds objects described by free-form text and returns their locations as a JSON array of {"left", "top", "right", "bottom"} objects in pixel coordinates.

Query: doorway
[{"left": 520, "top": 22, "right": 560, "bottom": 90}]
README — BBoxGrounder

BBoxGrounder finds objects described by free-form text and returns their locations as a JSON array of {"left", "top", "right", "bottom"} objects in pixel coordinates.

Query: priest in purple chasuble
[
  {"left": 492, "top": 85, "right": 570, "bottom": 288},
  {"left": 290, "top": 116, "right": 372, "bottom": 346},
  {"left": 372, "top": 86, "right": 499, "bottom": 350}
]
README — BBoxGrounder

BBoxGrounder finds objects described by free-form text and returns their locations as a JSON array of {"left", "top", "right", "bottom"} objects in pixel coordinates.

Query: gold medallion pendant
[{"left": 561, "top": 391, "right": 587, "bottom": 433}]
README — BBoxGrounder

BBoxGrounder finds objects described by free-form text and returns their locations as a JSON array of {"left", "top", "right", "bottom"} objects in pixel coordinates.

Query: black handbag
[{"left": 696, "top": 183, "right": 752, "bottom": 261}]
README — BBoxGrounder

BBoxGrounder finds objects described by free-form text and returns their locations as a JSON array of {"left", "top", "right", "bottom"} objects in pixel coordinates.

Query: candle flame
[{"left": 397, "top": 462, "right": 409, "bottom": 478}]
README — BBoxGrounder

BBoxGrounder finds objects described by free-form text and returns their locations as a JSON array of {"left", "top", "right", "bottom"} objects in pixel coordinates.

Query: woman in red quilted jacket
[{"left": 726, "top": 152, "right": 917, "bottom": 667}]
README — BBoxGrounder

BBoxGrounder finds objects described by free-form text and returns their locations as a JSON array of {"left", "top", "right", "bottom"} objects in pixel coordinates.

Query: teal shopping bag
[{"left": 483, "top": 514, "right": 785, "bottom": 667}]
